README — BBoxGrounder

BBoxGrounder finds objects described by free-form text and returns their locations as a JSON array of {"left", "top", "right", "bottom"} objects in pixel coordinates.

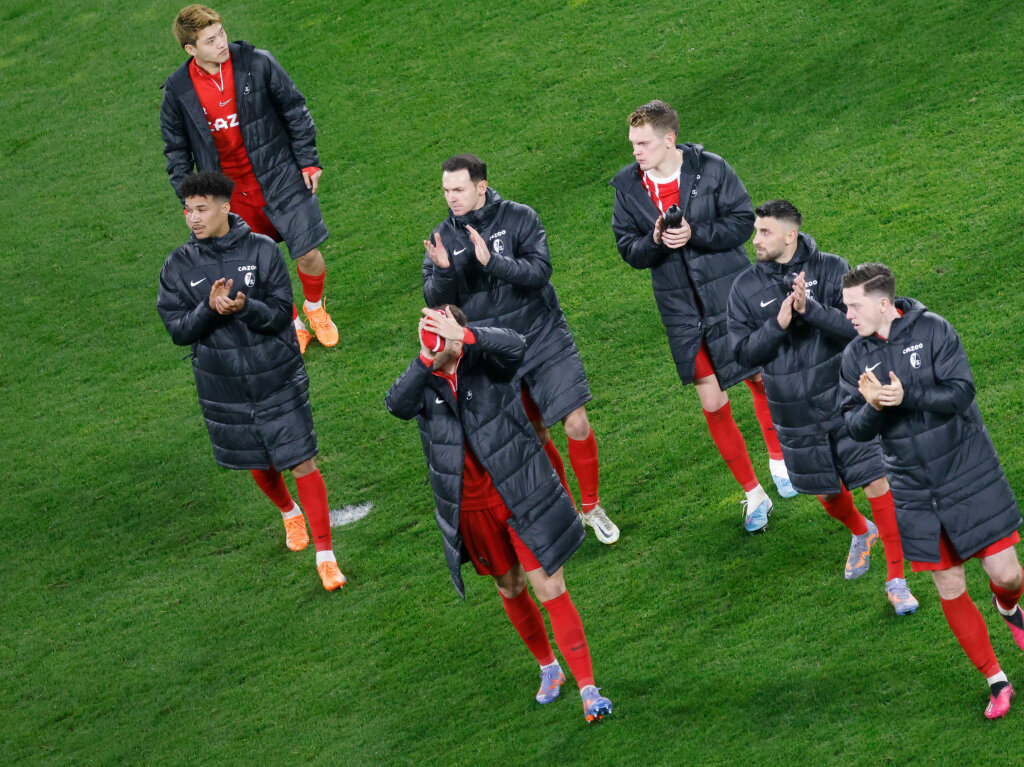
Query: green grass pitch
[{"left": 3, "top": 0, "right": 1024, "bottom": 763}]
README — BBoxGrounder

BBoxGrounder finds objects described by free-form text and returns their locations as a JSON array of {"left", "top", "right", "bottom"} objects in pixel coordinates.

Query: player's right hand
[{"left": 424, "top": 233, "right": 451, "bottom": 268}]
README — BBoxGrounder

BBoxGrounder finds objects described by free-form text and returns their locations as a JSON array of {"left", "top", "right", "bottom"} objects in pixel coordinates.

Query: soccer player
[
  {"left": 422, "top": 154, "right": 619, "bottom": 544},
  {"left": 840, "top": 263, "right": 1024, "bottom": 718},
  {"left": 385, "top": 305, "right": 613, "bottom": 723},
  {"left": 610, "top": 100, "right": 791, "bottom": 532},
  {"left": 157, "top": 172, "right": 345, "bottom": 592},
  {"left": 727, "top": 201, "right": 916, "bottom": 613},
  {"left": 161, "top": 4, "right": 338, "bottom": 355}
]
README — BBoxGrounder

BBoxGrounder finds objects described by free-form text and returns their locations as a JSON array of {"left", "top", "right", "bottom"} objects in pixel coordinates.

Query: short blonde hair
[
  {"left": 173, "top": 5, "right": 222, "bottom": 48},
  {"left": 628, "top": 100, "right": 679, "bottom": 136}
]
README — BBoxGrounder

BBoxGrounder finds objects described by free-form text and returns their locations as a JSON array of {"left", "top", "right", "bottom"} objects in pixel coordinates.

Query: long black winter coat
[
  {"left": 160, "top": 41, "right": 328, "bottom": 258},
  {"left": 727, "top": 234, "right": 882, "bottom": 493},
  {"left": 157, "top": 214, "right": 316, "bottom": 471},
  {"left": 610, "top": 143, "right": 757, "bottom": 388},
  {"left": 422, "top": 188, "right": 577, "bottom": 374},
  {"left": 840, "top": 298, "right": 1021, "bottom": 562},
  {"left": 385, "top": 326, "right": 585, "bottom": 599}
]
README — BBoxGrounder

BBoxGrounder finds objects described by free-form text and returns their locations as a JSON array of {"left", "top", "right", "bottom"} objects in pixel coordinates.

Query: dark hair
[
  {"left": 841, "top": 262, "right": 896, "bottom": 300},
  {"left": 628, "top": 100, "right": 680, "bottom": 136},
  {"left": 179, "top": 171, "right": 234, "bottom": 201},
  {"left": 755, "top": 199, "right": 803, "bottom": 229},
  {"left": 441, "top": 154, "right": 487, "bottom": 183},
  {"left": 433, "top": 304, "right": 468, "bottom": 326}
]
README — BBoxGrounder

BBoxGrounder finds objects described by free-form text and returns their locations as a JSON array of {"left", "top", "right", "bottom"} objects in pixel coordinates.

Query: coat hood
[
  {"left": 757, "top": 232, "right": 821, "bottom": 278},
  {"left": 448, "top": 186, "right": 504, "bottom": 230},
  {"left": 188, "top": 213, "right": 253, "bottom": 253},
  {"left": 610, "top": 143, "right": 705, "bottom": 189}
]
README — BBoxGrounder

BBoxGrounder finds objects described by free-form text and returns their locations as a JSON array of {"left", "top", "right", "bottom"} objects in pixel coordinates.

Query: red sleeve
[
  {"left": 302, "top": 166, "right": 322, "bottom": 175},
  {"left": 419, "top": 353, "right": 434, "bottom": 367},
  {"left": 462, "top": 328, "right": 476, "bottom": 344}
]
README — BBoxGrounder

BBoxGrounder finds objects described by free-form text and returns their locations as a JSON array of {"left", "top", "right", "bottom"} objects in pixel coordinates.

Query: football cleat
[
  {"left": 295, "top": 326, "right": 312, "bottom": 354},
  {"left": 845, "top": 520, "right": 878, "bottom": 580},
  {"left": 317, "top": 560, "right": 346, "bottom": 591},
  {"left": 305, "top": 303, "right": 339, "bottom": 347},
  {"left": 771, "top": 473, "right": 799, "bottom": 499},
  {"left": 581, "top": 504, "right": 620, "bottom": 544},
  {"left": 283, "top": 513, "right": 309, "bottom": 552},
  {"left": 536, "top": 663, "right": 566, "bottom": 704},
  {"left": 885, "top": 577, "right": 919, "bottom": 615},
  {"left": 742, "top": 497, "right": 772, "bottom": 533},
  {"left": 581, "top": 685, "right": 613, "bottom": 723},
  {"left": 985, "top": 683, "right": 1014, "bottom": 720},
  {"left": 993, "top": 596, "right": 1024, "bottom": 652}
]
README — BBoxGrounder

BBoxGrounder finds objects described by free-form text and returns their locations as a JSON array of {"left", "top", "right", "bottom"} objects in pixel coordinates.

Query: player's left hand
[
  {"left": 791, "top": 271, "right": 807, "bottom": 313},
  {"left": 661, "top": 218, "right": 692, "bottom": 249},
  {"left": 465, "top": 225, "right": 490, "bottom": 267},
  {"left": 858, "top": 369, "right": 884, "bottom": 410},
  {"left": 215, "top": 288, "right": 246, "bottom": 314},
  {"left": 303, "top": 167, "right": 322, "bottom": 194},
  {"left": 420, "top": 307, "right": 466, "bottom": 342},
  {"left": 877, "top": 371, "right": 904, "bottom": 407}
]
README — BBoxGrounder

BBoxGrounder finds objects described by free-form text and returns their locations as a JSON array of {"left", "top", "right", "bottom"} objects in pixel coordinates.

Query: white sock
[
  {"left": 281, "top": 505, "right": 302, "bottom": 520},
  {"left": 768, "top": 458, "right": 789, "bottom": 479},
  {"left": 987, "top": 671, "right": 1009, "bottom": 687},
  {"left": 995, "top": 600, "right": 1019, "bottom": 617},
  {"left": 304, "top": 299, "right": 323, "bottom": 312},
  {"left": 293, "top": 316, "right": 307, "bottom": 331},
  {"left": 315, "top": 549, "right": 336, "bottom": 566},
  {"left": 540, "top": 660, "right": 560, "bottom": 671},
  {"left": 745, "top": 484, "right": 769, "bottom": 507}
]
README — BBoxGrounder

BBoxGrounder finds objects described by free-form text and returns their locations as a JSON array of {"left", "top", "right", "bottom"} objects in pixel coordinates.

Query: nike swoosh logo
[
  {"left": 453, "top": 248, "right": 467, "bottom": 255},
  {"left": 191, "top": 278, "right": 207, "bottom": 286},
  {"left": 219, "top": 99, "right": 232, "bottom": 107},
  {"left": 435, "top": 397, "right": 445, "bottom": 404},
  {"left": 760, "top": 298, "right": 777, "bottom": 307},
  {"left": 866, "top": 362, "right": 881, "bottom": 372}
]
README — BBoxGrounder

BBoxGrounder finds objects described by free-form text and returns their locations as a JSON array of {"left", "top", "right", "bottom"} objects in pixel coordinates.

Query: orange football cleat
[
  {"left": 305, "top": 303, "right": 339, "bottom": 347},
  {"left": 283, "top": 514, "right": 309, "bottom": 551},
  {"left": 295, "top": 326, "right": 312, "bottom": 354},
  {"left": 317, "top": 560, "right": 346, "bottom": 591}
]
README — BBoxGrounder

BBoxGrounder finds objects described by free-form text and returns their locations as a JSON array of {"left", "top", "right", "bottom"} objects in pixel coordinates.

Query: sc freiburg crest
[
  {"left": 492, "top": 239, "right": 504, "bottom": 256},
  {"left": 244, "top": 272, "right": 256, "bottom": 288},
  {"left": 909, "top": 352, "right": 921, "bottom": 369}
]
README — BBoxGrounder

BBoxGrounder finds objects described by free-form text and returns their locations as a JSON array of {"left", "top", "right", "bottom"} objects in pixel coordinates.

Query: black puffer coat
[
  {"left": 422, "top": 188, "right": 577, "bottom": 374},
  {"left": 160, "top": 41, "right": 328, "bottom": 258},
  {"left": 385, "top": 326, "right": 584, "bottom": 598},
  {"left": 727, "top": 234, "right": 881, "bottom": 493},
  {"left": 840, "top": 298, "right": 1021, "bottom": 562},
  {"left": 610, "top": 143, "right": 756, "bottom": 388},
  {"left": 157, "top": 214, "right": 316, "bottom": 471}
]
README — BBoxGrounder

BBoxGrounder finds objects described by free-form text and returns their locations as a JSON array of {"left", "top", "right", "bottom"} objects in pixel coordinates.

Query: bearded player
[
  {"left": 161, "top": 5, "right": 338, "bottom": 354},
  {"left": 840, "top": 262, "right": 1024, "bottom": 718},
  {"left": 727, "top": 200, "right": 916, "bottom": 614}
]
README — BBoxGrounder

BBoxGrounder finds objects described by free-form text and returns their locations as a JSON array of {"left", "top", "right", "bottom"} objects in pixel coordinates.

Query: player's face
[
  {"left": 752, "top": 216, "right": 793, "bottom": 262},
  {"left": 442, "top": 169, "right": 487, "bottom": 216},
  {"left": 185, "top": 23, "right": 229, "bottom": 69},
  {"left": 184, "top": 195, "right": 231, "bottom": 239},
  {"left": 843, "top": 285, "right": 884, "bottom": 337},
  {"left": 628, "top": 123, "right": 675, "bottom": 172}
]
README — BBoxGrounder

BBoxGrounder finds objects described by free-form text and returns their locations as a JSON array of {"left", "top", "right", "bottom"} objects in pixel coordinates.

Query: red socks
[
  {"left": 251, "top": 468, "right": 294, "bottom": 512},
  {"left": 567, "top": 430, "right": 600, "bottom": 512},
  {"left": 501, "top": 589, "right": 556, "bottom": 666},
  {"left": 991, "top": 567, "right": 1024, "bottom": 612},
  {"left": 819, "top": 488, "right": 869, "bottom": 535},
  {"left": 294, "top": 470, "right": 332, "bottom": 552},
  {"left": 940, "top": 590, "right": 1001, "bottom": 677},
  {"left": 744, "top": 378, "right": 784, "bottom": 461},
  {"left": 543, "top": 439, "right": 576, "bottom": 509},
  {"left": 703, "top": 402, "right": 758, "bottom": 492},
  {"left": 542, "top": 591, "right": 594, "bottom": 689},
  {"left": 868, "top": 492, "right": 905, "bottom": 580},
  {"left": 297, "top": 269, "right": 326, "bottom": 304}
]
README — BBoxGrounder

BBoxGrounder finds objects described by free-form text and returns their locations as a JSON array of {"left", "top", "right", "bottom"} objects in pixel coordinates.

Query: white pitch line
[{"left": 329, "top": 502, "right": 373, "bottom": 528}]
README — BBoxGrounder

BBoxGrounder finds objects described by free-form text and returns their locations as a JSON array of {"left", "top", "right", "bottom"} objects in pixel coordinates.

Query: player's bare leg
[
  {"left": 981, "top": 546, "right": 1024, "bottom": 653},
  {"left": 932, "top": 563, "right": 1012, "bottom": 718},
  {"left": 295, "top": 248, "right": 338, "bottom": 347},
  {"left": 695, "top": 375, "right": 771, "bottom": 532}
]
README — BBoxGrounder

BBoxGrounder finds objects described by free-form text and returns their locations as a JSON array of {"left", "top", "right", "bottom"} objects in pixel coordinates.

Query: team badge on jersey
[
  {"left": 244, "top": 272, "right": 256, "bottom": 288},
  {"left": 492, "top": 239, "right": 504, "bottom": 256},
  {"left": 910, "top": 352, "right": 921, "bottom": 369}
]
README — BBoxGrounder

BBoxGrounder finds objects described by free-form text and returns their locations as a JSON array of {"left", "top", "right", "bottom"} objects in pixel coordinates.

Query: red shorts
[
  {"left": 520, "top": 383, "right": 542, "bottom": 423},
  {"left": 910, "top": 530, "right": 1020, "bottom": 573},
  {"left": 694, "top": 341, "right": 716, "bottom": 381},
  {"left": 231, "top": 191, "right": 281, "bottom": 242},
  {"left": 460, "top": 501, "right": 542, "bottom": 576}
]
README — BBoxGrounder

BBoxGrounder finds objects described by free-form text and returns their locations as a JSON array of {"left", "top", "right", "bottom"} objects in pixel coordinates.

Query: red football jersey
[{"left": 641, "top": 170, "right": 680, "bottom": 214}]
